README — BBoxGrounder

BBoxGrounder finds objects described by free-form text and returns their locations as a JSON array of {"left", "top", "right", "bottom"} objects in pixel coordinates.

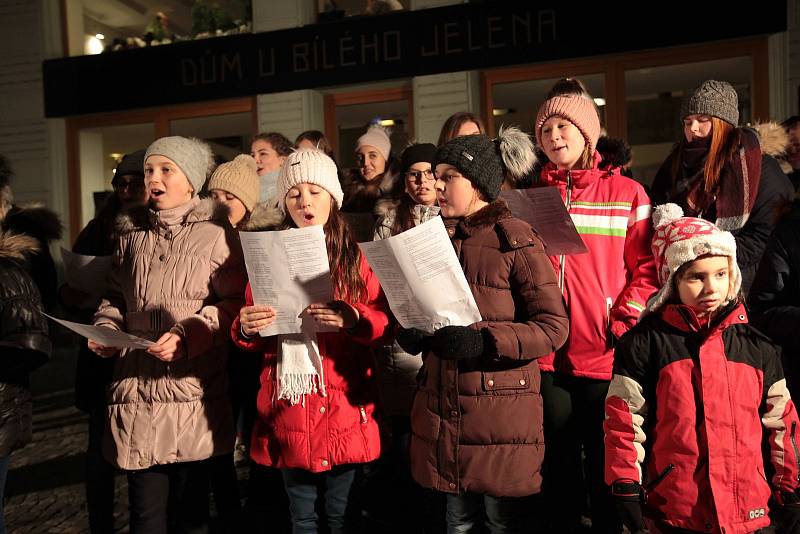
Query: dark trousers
[
  {"left": 445, "top": 491, "right": 536, "bottom": 534},
  {"left": 127, "top": 460, "right": 210, "bottom": 534},
  {"left": 85, "top": 408, "right": 116, "bottom": 533},
  {"left": 208, "top": 452, "right": 241, "bottom": 531},
  {"left": 361, "top": 416, "right": 445, "bottom": 534},
  {"left": 281, "top": 465, "right": 357, "bottom": 534},
  {"left": 540, "top": 372, "right": 620, "bottom": 534}
]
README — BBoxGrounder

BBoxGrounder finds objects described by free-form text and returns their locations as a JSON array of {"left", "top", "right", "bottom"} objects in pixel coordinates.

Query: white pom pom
[{"left": 652, "top": 203, "right": 684, "bottom": 229}]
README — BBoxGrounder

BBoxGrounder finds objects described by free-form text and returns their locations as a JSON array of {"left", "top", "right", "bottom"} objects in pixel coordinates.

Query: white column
[
  {"left": 256, "top": 90, "right": 324, "bottom": 141},
  {"left": 412, "top": 71, "right": 481, "bottom": 144},
  {"left": 770, "top": 31, "right": 791, "bottom": 121},
  {"left": 252, "top": 0, "right": 323, "bottom": 141},
  {"left": 787, "top": 0, "right": 800, "bottom": 117}
]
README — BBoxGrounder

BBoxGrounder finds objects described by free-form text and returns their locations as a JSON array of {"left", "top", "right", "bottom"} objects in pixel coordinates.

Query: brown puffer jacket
[
  {"left": 93, "top": 197, "right": 245, "bottom": 470},
  {"left": 409, "top": 201, "right": 569, "bottom": 497}
]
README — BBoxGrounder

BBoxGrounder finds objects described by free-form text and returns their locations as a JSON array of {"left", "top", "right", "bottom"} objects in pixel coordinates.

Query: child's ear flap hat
[{"left": 645, "top": 203, "right": 741, "bottom": 314}]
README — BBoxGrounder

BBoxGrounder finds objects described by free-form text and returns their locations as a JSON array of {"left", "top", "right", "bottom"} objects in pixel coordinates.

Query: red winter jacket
[
  {"left": 605, "top": 302, "right": 800, "bottom": 534},
  {"left": 231, "top": 255, "right": 392, "bottom": 472},
  {"left": 535, "top": 154, "right": 658, "bottom": 380}
]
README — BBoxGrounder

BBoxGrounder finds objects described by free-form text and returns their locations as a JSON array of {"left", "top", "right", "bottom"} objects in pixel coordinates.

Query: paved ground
[{"left": 4, "top": 342, "right": 131, "bottom": 533}]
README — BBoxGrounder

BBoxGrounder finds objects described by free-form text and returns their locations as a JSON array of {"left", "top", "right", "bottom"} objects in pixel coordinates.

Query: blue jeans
[
  {"left": 445, "top": 491, "right": 535, "bottom": 534},
  {"left": 281, "top": 465, "right": 357, "bottom": 534}
]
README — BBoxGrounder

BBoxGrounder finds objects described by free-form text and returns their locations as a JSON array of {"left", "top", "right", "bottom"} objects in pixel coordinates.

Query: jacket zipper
[
  {"left": 558, "top": 170, "right": 573, "bottom": 291},
  {"left": 792, "top": 422, "right": 800, "bottom": 483},
  {"left": 359, "top": 405, "right": 368, "bottom": 424},
  {"left": 645, "top": 463, "right": 675, "bottom": 491}
]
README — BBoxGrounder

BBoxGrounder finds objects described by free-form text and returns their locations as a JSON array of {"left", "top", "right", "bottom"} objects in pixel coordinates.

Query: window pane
[
  {"left": 491, "top": 74, "right": 606, "bottom": 134},
  {"left": 78, "top": 123, "right": 154, "bottom": 228},
  {"left": 336, "top": 100, "right": 411, "bottom": 168},
  {"left": 170, "top": 112, "right": 254, "bottom": 162},
  {"left": 625, "top": 57, "right": 752, "bottom": 186}
]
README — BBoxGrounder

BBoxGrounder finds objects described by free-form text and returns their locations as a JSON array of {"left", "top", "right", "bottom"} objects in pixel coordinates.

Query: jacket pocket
[
  {"left": 481, "top": 370, "right": 532, "bottom": 395},
  {"left": 643, "top": 463, "right": 675, "bottom": 503}
]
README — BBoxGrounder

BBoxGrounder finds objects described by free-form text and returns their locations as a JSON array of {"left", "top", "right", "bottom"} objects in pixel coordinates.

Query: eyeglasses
[{"left": 405, "top": 169, "right": 436, "bottom": 183}]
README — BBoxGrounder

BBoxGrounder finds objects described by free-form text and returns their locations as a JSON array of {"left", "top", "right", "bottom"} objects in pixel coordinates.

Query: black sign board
[{"left": 43, "top": 1, "right": 787, "bottom": 117}]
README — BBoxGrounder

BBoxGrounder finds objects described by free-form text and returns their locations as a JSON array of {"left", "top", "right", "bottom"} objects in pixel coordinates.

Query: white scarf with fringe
[{"left": 277, "top": 332, "right": 325, "bottom": 405}]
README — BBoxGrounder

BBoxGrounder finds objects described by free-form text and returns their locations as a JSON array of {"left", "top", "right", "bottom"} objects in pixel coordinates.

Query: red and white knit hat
[{"left": 645, "top": 203, "right": 741, "bottom": 314}]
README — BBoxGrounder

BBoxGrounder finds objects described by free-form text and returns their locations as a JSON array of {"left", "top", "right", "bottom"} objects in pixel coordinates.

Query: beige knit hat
[
  {"left": 534, "top": 94, "right": 602, "bottom": 155},
  {"left": 355, "top": 126, "right": 392, "bottom": 161},
  {"left": 207, "top": 154, "right": 260, "bottom": 212},
  {"left": 277, "top": 149, "right": 343, "bottom": 210}
]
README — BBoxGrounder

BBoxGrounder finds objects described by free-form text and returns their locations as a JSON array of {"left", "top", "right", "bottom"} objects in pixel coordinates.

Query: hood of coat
[
  {"left": 115, "top": 197, "right": 229, "bottom": 234},
  {"left": 343, "top": 168, "right": 397, "bottom": 198},
  {"left": 752, "top": 121, "right": 788, "bottom": 159},
  {"left": 0, "top": 230, "right": 39, "bottom": 260},
  {"left": 444, "top": 200, "right": 512, "bottom": 238},
  {"left": 238, "top": 202, "right": 284, "bottom": 232},
  {"left": 1, "top": 203, "right": 63, "bottom": 244},
  {"left": 374, "top": 197, "right": 400, "bottom": 219}
]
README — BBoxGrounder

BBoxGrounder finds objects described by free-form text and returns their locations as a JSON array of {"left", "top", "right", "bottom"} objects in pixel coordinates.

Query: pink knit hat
[
  {"left": 355, "top": 126, "right": 392, "bottom": 161},
  {"left": 645, "top": 203, "right": 741, "bottom": 314},
  {"left": 534, "top": 94, "right": 602, "bottom": 155}
]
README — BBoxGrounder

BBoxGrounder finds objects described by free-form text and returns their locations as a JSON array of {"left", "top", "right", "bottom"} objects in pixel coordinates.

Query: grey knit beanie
[
  {"left": 434, "top": 127, "right": 536, "bottom": 201},
  {"left": 144, "top": 136, "right": 215, "bottom": 195},
  {"left": 682, "top": 80, "right": 739, "bottom": 126}
]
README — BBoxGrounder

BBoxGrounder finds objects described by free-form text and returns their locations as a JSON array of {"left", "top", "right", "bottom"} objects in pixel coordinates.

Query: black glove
[
  {"left": 612, "top": 481, "right": 648, "bottom": 534},
  {"left": 430, "top": 326, "right": 484, "bottom": 360},
  {"left": 396, "top": 328, "right": 431, "bottom": 355},
  {"left": 775, "top": 491, "right": 800, "bottom": 534}
]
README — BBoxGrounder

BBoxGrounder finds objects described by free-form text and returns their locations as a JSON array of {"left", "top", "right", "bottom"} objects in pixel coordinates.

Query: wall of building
[{"left": 0, "top": 0, "right": 69, "bottom": 246}]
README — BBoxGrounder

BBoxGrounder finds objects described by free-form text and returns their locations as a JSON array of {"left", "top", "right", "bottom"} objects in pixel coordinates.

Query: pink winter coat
[
  {"left": 231, "top": 255, "right": 392, "bottom": 473},
  {"left": 94, "top": 198, "right": 245, "bottom": 470}
]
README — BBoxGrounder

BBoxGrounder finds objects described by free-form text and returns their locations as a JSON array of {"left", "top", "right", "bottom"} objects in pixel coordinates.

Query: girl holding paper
[
  {"left": 232, "top": 149, "right": 392, "bottom": 534},
  {"left": 87, "top": 136, "right": 246, "bottom": 533},
  {"left": 402, "top": 127, "right": 569, "bottom": 533},
  {"left": 532, "top": 78, "right": 659, "bottom": 532}
]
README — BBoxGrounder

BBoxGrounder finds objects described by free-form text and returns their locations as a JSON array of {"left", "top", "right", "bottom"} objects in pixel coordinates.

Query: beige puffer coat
[{"left": 94, "top": 197, "right": 245, "bottom": 470}]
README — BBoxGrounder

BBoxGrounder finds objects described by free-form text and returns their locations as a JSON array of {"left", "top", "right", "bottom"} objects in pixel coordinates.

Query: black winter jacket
[{"left": 0, "top": 230, "right": 51, "bottom": 456}]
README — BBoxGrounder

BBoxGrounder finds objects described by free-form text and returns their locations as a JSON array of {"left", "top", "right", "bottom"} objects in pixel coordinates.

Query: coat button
[
  {"left": 486, "top": 379, "right": 494, "bottom": 387},
  {"left": 321, "top": 459, "right": 328, "bottom": 467},
  {"left": 165, "top": 232, "right": 172, "bottom": 240},
  {"left": 512, "top": 240, "right": 517, "bottom": 245},
  {"left": 738, "top": 314, "right": 745, "bottom": 320},
  {"left": 450, "top": 410, "right": 458, "bottom": 418},
  {"left": 519, "top": 379, "right": 526, "bottom": 386},
  {"left": 319, "top": 406, "right": 326, "bottom": 414},
  {"left": 448, "top": 482, "right": 456, "bottom": 489},
  {"left": 159, "top": 254, "right": 166, "bottom": 262}
]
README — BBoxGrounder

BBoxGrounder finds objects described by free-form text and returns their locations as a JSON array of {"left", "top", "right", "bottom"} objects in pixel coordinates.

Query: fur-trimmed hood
[
  {"left": 373, "top": 197, "right": 400, "bottom": 219},
  {"left": 2, "top": 204, "right": 63, "bottom": 244},
  {"left": 0, "top": 230, "right": 39, "bottom": 260},
  {"left": 239, "top": 202, "right": 284, "bottom": 232},
  {"left": 115, "top": 197, "right": 229, "bottom": 234},
  {"left": 752, "top": 121, "right": 789, "bottom": 159}
]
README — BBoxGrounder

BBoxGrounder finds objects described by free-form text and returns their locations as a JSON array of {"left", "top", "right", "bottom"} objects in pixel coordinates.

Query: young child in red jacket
[
  {"left": 231, "top": 149, "right": 392, "bottom": 534},
  {"left": 605, "top": 203, "right": 800, "bottom": 534}
]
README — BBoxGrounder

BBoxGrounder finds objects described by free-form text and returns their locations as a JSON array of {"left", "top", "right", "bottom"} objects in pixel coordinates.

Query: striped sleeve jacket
[
  {"left": 536, "top": 154, "right": 659, "bottom": 380},
  {"left": 604, "top": 302, "right": 800, "bottom": 534}
]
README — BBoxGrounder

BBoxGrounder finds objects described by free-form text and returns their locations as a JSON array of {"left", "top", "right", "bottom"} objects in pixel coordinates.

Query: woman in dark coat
[{"left": 650, "top": 80, "right": 794, "bottom": 294}]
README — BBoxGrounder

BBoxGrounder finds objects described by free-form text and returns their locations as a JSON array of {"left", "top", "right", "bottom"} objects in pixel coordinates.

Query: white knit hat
[
  {"left": 277, "top": 149, "right": 343, "bottom": 210},
  {"left": 355, "top": 126, "right": 392, "bottom": 161},
  {"left": 645, "top": 203, "right": 741, "bottom": 314},
  {"left": 145, "top": 136, "right": 215, "bottom": 195}
]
